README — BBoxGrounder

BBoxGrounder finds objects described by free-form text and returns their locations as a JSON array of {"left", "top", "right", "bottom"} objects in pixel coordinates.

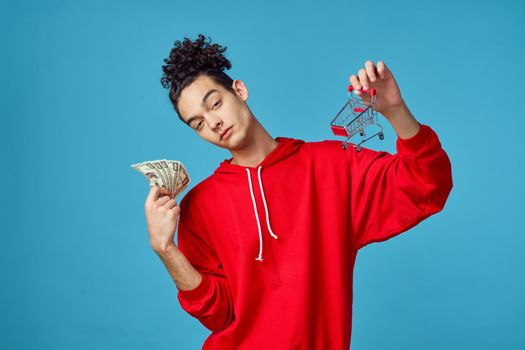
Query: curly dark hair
[{"left": 161, "top": 33, "right": 235, "bottom": 125}]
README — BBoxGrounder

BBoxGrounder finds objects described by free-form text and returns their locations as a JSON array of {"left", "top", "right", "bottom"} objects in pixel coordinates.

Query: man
[{"left": 144, "top": 34, "right": 453, "bottom": 349}]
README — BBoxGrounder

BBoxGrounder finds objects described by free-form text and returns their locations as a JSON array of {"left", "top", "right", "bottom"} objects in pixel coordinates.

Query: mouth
[{"left": 220, "top": 125, "right": 233, "bottom": 141}]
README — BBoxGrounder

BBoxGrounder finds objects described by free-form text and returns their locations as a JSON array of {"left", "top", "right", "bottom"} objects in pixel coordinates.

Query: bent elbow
[
  {"left": 202, "top": 305, "right": 236, "bottom": 333},
  {"left": 427, "top": 170, "right": 453, "bottom": 214}
]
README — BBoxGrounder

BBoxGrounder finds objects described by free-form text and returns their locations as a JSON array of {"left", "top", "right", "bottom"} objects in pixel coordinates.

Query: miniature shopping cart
[{"left": 329, "top": 85, "right": 384, "bottom": 151}]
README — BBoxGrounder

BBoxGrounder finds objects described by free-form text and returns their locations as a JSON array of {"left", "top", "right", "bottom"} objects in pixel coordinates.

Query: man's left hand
[{"left": 349, "top": 60, "right": 406, "bottom": 119}]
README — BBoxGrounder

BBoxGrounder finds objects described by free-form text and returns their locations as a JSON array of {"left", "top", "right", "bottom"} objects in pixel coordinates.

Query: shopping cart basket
[{"left": 329, "top": 84, "right": 384, "bottom": 151}]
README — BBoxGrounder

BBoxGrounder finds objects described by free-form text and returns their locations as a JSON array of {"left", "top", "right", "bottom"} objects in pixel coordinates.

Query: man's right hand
[{"left": 144, "top": 185, "right": 180, "bottom": 253}]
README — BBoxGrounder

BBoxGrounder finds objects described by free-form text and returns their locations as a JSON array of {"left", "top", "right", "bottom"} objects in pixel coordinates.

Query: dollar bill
[
  {"left": 167, "top": 160, "right": 180, "bottom": 198},
  {"left": 171, "top": 160, "right": 189, "bottom": 199},
  {"left": 131, "top": 159, "right": 190, "bottom": 199}
]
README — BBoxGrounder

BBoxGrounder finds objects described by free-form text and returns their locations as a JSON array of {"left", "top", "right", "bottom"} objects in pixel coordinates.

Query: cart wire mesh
[{"left": 330, "top": 85, "right": 384, "bottom": 151}]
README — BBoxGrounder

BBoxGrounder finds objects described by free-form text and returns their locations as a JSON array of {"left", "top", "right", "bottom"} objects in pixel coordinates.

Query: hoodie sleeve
[
  {"left": 175, "top": 195, "right": 235, "bottom": 333},
  {"left": 346, "top": 123, "right": 453, "bottom": 250}
]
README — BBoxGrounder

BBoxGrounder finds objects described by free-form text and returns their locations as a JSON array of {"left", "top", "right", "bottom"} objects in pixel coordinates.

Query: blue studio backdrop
[{"left": 2, "top": 0, "right": 524, "bottom": 349}]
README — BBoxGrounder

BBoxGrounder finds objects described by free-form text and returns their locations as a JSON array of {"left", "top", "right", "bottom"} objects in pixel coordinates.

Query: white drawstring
[
  {"left": 245, "top": 166, "right": 279, "bottom": 262},
  {"left": 257, "top": 166, "right": 279, "bottom": 240}
]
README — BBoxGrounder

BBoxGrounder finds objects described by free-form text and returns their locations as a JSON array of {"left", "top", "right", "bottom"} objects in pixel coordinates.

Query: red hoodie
[{"left": 175, "top": 123, "right": 453, "bottom": 349}]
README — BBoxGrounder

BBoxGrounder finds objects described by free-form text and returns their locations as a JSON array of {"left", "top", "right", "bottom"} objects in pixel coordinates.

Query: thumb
[{"left": 146, "top": 185, "right": 160, "bottom": 205}]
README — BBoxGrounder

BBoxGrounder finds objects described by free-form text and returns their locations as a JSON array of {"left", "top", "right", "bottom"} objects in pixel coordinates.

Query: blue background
[{"left": 2, "top": 0, "right": 524, "bottom": 349}]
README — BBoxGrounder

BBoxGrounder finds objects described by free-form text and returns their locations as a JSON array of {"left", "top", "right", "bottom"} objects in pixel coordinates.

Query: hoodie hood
[
  {"left": 213, "top": 136, "right": 305, "bottom": 262},
  {"left": 214, "top": 136, "right": 305, "bottom": 174}
]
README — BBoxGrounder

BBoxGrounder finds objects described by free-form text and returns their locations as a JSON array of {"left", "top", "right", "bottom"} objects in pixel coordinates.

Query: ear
[{"left": 232, "top": 79, "right": 249, "bottom": 101}]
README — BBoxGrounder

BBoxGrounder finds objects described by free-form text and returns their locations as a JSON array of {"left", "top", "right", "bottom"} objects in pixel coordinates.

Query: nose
[{"left": 209, "top": 115, "right": 223, "bottom": 131}]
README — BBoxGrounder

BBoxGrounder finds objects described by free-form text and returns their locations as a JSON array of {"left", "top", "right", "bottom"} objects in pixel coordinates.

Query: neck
[{"left": 229, "top": 119, "right": 279, "bottom": 168}]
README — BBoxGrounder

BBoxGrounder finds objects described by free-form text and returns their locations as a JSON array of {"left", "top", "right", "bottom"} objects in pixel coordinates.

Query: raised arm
[
  {"left": 347, "top": 121, "right": 453, "bottom": 249},
  {"left": 347, "top": 60, "right": 453, "bottom": 249}
]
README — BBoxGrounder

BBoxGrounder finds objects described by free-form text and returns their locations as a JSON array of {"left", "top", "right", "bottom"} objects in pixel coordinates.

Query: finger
[
  {"left": 349, "top": 74, "right": 362, "bottom": 91},
  {"left": 163, "top": 198, "right": 178, "bottom": 209},
  {"left": 156, "top": 195, "right": 171, "bottom": 205},
  {"left": 159, "top": 186, "right": 172, "bottom": 196},
  {"left": 365, "top": 60, "right": 378, "bottom": 82},
  {"left": 146, "top": 185, "right": 160, "bottom": 205},
  {"left": 377, "top": 61, "right": 390, "bottom": 79},
  {"left": 358, "top": 68, "right": 369, "bottom": 90}
]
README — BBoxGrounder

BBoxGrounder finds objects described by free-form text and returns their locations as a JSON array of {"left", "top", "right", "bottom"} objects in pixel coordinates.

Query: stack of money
[{"left": 131, "top": 159, "right": 190, "bottom": 199}]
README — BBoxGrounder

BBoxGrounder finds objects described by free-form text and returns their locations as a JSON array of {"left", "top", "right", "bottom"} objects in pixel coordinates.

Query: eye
[
  {"left": 196, "top": 120, "right": 204, "bottom": 130},
  {"left": 213, "top": 100, "right": 221, "bottom": 109}
]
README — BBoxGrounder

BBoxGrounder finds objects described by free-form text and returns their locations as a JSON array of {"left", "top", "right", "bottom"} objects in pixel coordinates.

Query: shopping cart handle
[{"left": 348, "top": 85, "right": 376, "bottom": 96}]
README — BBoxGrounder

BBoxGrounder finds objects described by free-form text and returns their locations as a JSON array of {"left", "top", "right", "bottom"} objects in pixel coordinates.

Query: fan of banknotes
[{"left": 130, "top": 159, "right": 190, "bottom": 199}]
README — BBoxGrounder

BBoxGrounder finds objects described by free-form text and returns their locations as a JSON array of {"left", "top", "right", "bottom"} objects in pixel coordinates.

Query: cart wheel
[
  {"left": 359, "top": 132, "right": 364, "bottom": 136},
  {"left": 379, "top": 132, "right": 384, "bottom": 140}
]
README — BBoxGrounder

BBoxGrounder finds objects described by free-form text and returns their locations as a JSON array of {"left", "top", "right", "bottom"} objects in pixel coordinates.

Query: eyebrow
[{"left": 186, "top": 89, "right": 220, "bottom": 126}]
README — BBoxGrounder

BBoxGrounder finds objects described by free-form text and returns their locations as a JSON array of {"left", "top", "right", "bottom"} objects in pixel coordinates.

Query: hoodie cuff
[
  {"left": 177, "top": 273, "right": 211, "bottom": 304},
  {"left": 395, "top": 123, "right": 437, "bottom": 155}
]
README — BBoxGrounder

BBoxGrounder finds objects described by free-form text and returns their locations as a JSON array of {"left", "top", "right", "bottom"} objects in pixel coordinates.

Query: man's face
[{"left": 178, "top": 74, "right": 253, "bottom": 150}]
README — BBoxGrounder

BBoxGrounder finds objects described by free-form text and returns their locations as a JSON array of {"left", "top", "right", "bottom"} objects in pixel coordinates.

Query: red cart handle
[{"left": 348, "top": 84, "right": 376, "bottom": 96}]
